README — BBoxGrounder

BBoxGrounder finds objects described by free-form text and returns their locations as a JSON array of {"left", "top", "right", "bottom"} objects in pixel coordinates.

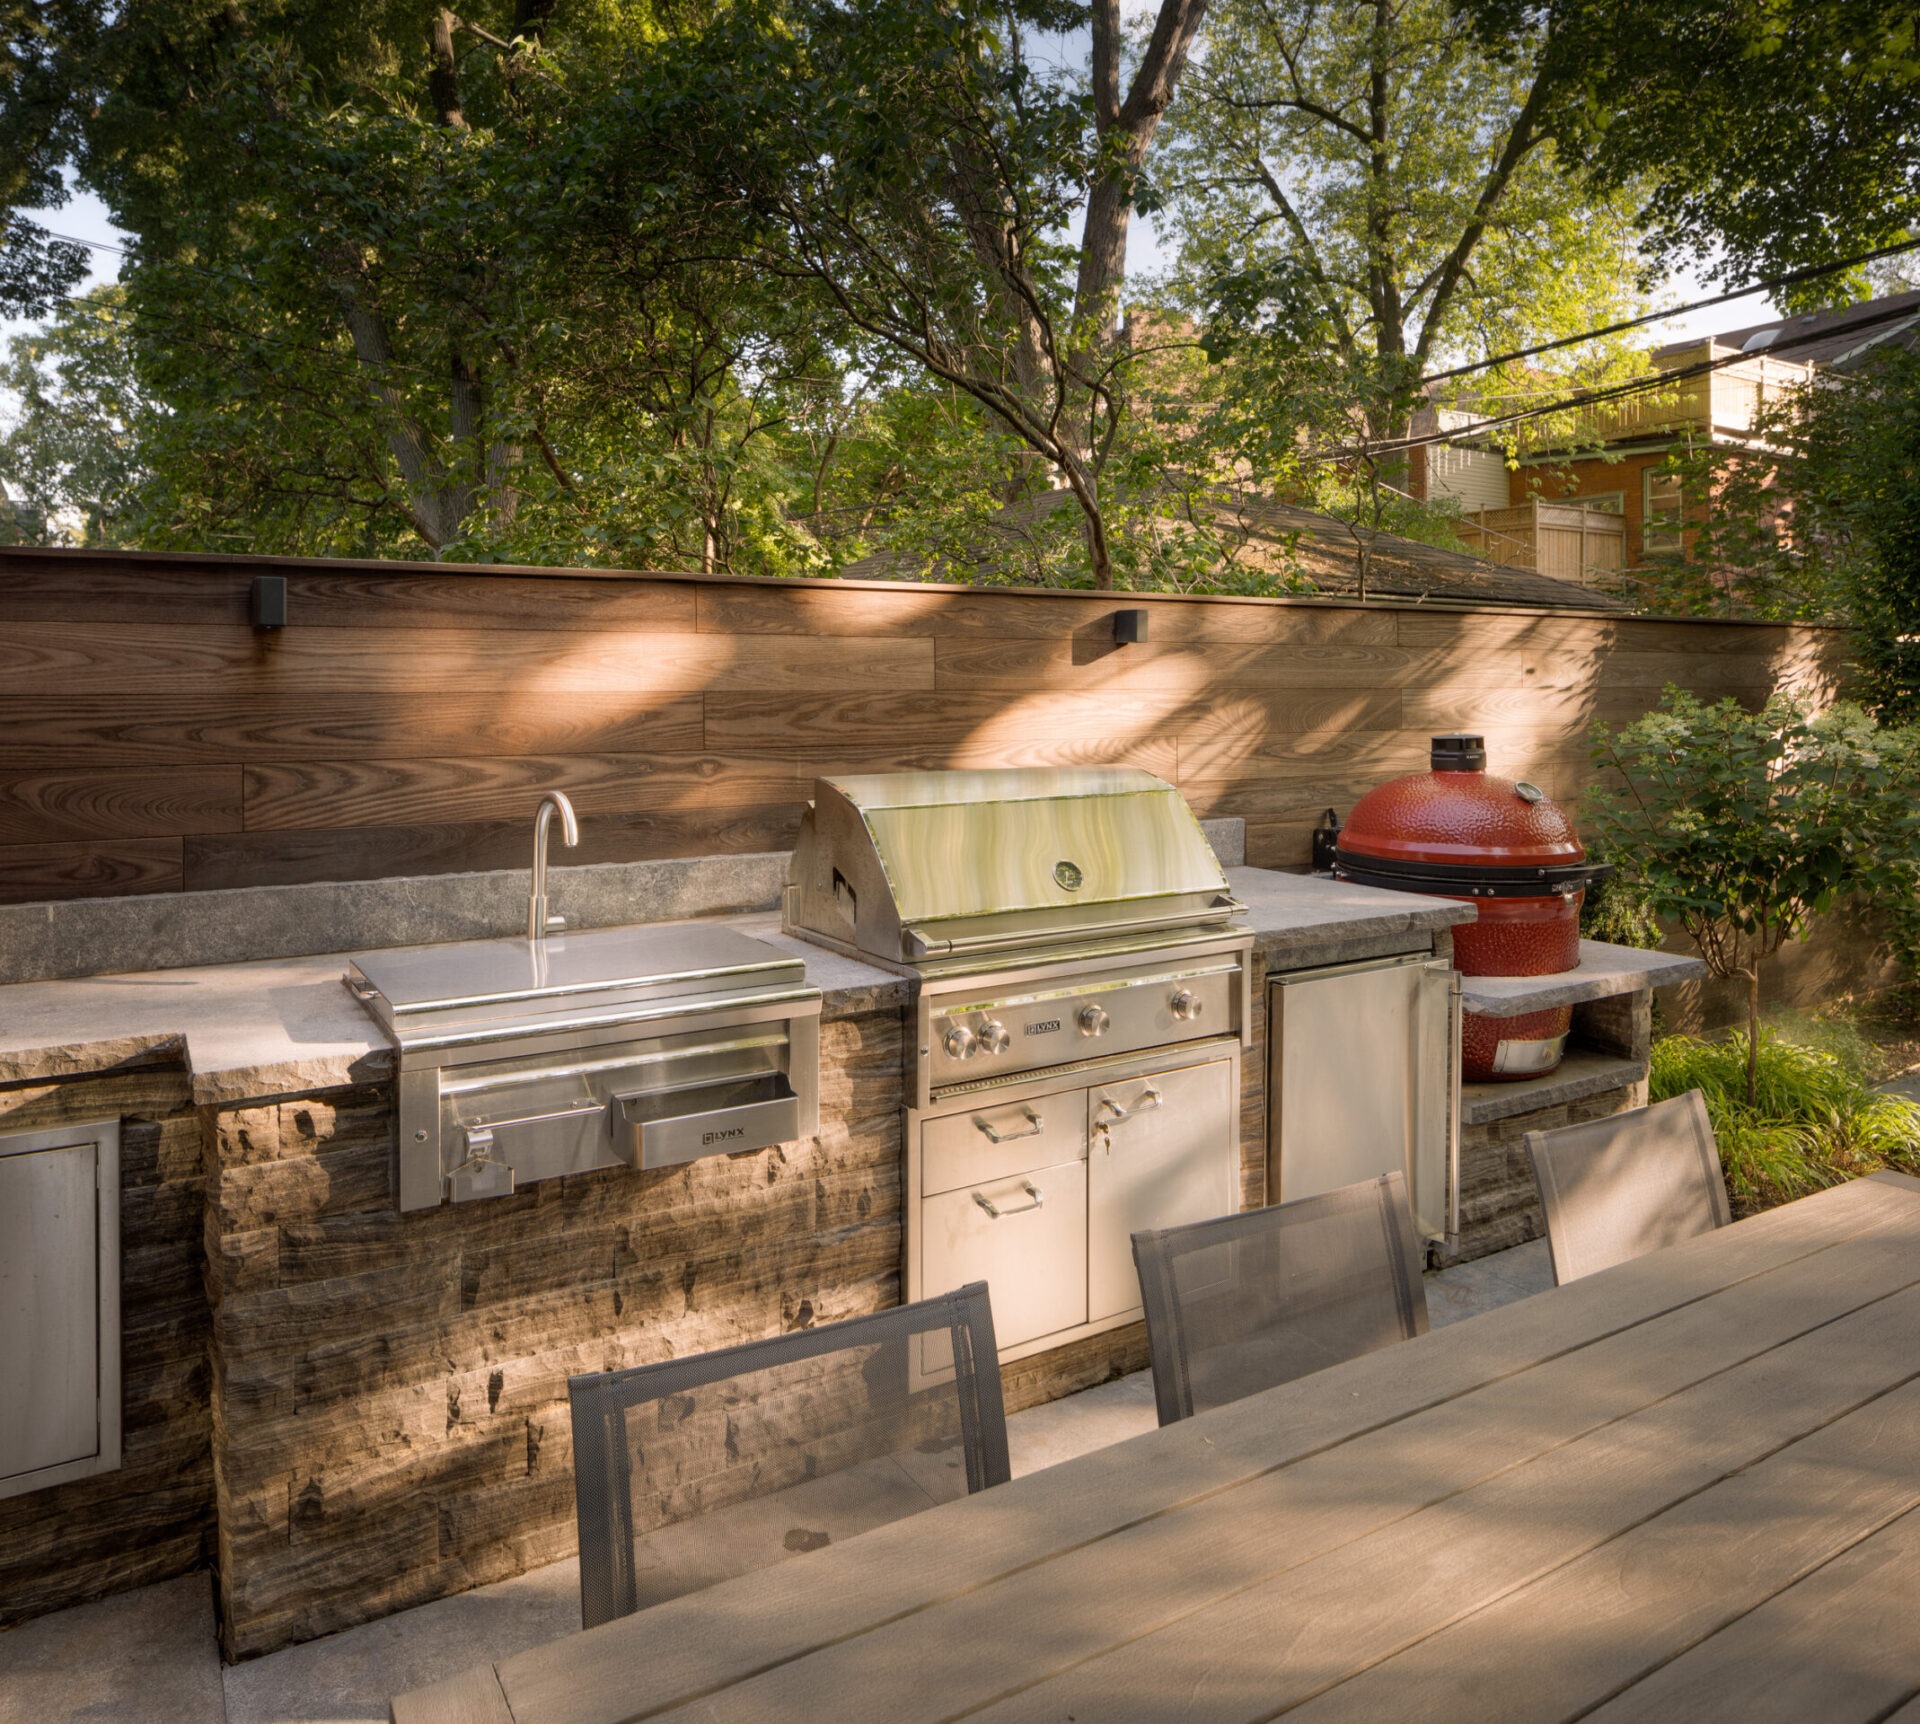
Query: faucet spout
[{"left": 528, "top": 791, "right": 580, "bottom": 941}]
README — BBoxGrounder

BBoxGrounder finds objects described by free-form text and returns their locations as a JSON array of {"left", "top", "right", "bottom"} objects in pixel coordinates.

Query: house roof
[
  {"left": 1654, "top": 288, "right": 1920, "bottom": 370},
  {"left": 836, "top": 486, "right": 1632, "bottom": 612}
]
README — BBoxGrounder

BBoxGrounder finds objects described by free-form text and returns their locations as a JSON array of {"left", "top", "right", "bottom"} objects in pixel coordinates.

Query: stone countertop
[
  {"left": 1227, "top": 867, "right": 1474, "bottom": 954},
  {"left": 1457, "top": 940, "right": 1708, "bottom": 1019},
  {"left": 0, "top": 913, "right": 907, "bottom": 1105},
  {"left": 0, "top": 869, "right": 1472, "bottom": 1103}
]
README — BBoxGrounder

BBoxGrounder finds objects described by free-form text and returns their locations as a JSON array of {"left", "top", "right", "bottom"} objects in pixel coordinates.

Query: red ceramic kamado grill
[{"left": 1332, "top": 734, "right": 1609, "bottom": 1081}]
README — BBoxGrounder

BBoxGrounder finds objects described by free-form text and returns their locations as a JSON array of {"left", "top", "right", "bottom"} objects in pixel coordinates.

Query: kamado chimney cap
[{"left": 1430, "top": 733, "right": 1487, "bottom": 772}]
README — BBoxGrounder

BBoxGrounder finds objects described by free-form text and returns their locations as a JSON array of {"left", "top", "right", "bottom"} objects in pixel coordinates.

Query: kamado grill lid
[{"left": 1334, "top": 734, "right": 1608, "bottom": 899}]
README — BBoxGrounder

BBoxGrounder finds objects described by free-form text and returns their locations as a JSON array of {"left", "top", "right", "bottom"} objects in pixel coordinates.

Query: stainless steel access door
[
  {"left": 0, "top": 1119, "right": 120, "bottom": 1500},
  {"left": 1267, "top": 955, "right": 1459, "bottom": 1242}
]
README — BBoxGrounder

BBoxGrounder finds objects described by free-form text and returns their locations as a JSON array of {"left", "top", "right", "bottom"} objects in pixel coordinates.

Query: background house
[{"left": 1413, "top": 288, "right": 1920, "bottom": 581}]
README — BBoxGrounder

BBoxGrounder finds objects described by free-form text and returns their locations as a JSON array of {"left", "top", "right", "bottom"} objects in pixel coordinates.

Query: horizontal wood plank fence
[{"left": 0, "top": 549, "right": 1850, "bottom": 907}]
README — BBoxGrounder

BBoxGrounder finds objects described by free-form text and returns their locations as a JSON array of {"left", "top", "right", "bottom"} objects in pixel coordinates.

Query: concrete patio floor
[{"left": 0, "top": 1240, "right": 1553, "bottom": 1724}]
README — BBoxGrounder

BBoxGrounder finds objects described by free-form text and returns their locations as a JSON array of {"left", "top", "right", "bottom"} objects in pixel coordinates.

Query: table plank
[
  {"left": 388, "top": 1663, "right": 514, "bottom": 1724},
  {"left": 1287, "top": 1377, "right": 1920, "bottom": 1723},
  {"left": 672, "top": 1216, "right": 1920, "bottom": 1724},
  {"left": 950, "top": 1269, "right": 1920, "bottom": 1724},
  {"left": 416, "top": 1178, "right": 1920, "bottom": 1724},
  {"left": 1582, "top": 1503, "right": 1920, "bottom": 1723}
]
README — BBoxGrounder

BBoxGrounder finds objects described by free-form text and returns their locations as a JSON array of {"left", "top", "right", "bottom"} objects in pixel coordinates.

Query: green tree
[
  {"left": 662, "top": 0, "right": 1211, "bottom": 589},
  {"left": 1459, "top": 0, "right": 1920, "bottom": 293},
  {"left": 0, "top": 1, "right": 852, "bottom": 567},
  {"left": 1586, "top": 688, "right": 1918, "bottom": 1103},
  {"left": 1153, "top": 0, "right": 1650, "bottom": 577},
  {"left": 0, "top": 283, "right": 148, "bottom": 544}
]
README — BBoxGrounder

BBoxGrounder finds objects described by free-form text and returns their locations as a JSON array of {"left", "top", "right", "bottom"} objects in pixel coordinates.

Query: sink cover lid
[{"left": 346, "top": 922, "right": 809, "bottom": 1043}]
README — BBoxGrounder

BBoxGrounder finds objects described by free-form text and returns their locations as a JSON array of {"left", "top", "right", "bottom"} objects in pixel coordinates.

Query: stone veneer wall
[
  {"left": 0, "top": 1056, "right": 212, "bottom": 1626},
  {"left": 1437, "top": 989, "right": 1654, "bottom": 1267},
  {"left": 202, "top": 1002, "right": 904, "bottom": 1660}
]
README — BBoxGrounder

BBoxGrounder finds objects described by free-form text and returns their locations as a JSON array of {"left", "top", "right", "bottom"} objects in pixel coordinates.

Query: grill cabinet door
[
  {"left": 921, "top": 1160, "right": 1088, "bottom": 1351},
  {"left": 1, "top": 1121, "right": 120, "bottom": 1500},
  {"left": 1267, "top": 955, "right": 1455, "bottom": 1239},
  {"left": 1086, "top": 1060, "right": 1238, "bottom": 1322}
]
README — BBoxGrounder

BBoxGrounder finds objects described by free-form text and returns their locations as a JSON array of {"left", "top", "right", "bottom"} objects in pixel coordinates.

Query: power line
[
  {"left": 1420, "top": 234, "right": 1920, "bottom": 387},
  {"left": 1340, "top": 296, "right": 1920, "bottom": 463}
]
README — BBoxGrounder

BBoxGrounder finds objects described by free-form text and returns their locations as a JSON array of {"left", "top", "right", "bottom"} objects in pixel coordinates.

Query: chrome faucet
[{"left": 527, "top": 791, "right": 580, "bottom": 941}]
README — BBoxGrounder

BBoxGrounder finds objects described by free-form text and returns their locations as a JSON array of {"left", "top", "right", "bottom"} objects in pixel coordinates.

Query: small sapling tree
[{"left": 1586, "top": 687, "right": 1917, "bottom": 1104}]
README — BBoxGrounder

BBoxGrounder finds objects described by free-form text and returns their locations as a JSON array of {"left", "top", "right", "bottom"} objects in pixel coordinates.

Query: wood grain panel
[
  {"left": 241, "top": 754, "right": 728, "bottom": 830},
  {"left": 1530, "top": 648, "right": 1786, "bottom": 691},
  {"left": 0, "top": 768, "right": 243, "bottom": 843},
  {"left": 934, "top": 637, "right": 1437, "bottom": 692},
  {"left": 706, "top": 690, "right": 1206, "bottom": 761},
  {"left": 1167, "top": 694, "right": 1406, "bottom": 774},
  {"left": 183, "top": 806, "right": 804, "bottom": 892},
  {"left": 697, "top": 581, "right": 1401, "bottom": 646},
  {"left": 0, "top": 559, "right": 697, "bottom": 630},
  {"left": 0, "top": 625, "right": 932, "bottom": 696},
  {"left": 0, "top": 694, "right": 704, "bottom": 770},
  {"left": 0, "top": 550, "right": 1858, "bottom": 905},
  {"left": 1402, "top": 682, "right": 1683, "bottom": 731},
  {"left": 0, "top": 839, "right": 184, "bottom": 904}
]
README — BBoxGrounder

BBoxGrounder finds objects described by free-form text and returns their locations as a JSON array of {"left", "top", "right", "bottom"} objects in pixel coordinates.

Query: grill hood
[{"left": 783, "top": 768, "right": 1239, "bottom": 967}]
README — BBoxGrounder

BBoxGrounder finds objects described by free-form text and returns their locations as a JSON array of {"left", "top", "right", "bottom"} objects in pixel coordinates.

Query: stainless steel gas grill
[
  {"left": 348, "top": 923, "right": 821, "bottom": 1212},
  {"left": 785, "top": 769, "right": 1252, "bottom": 1365}
]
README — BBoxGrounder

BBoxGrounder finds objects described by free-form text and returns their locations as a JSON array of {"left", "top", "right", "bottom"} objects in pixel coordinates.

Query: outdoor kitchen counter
[
  {"left": 0, "top": 869, "right": 1471, "bottom": 1100},
  {"left": 0, "top": 914, "right": 902, "bottom": 1103}
]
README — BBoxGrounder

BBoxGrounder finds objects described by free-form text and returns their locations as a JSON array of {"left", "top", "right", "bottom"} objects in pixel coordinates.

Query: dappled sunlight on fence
[{"left": 0, "top": 549, "right": 1854, "bottom": 899}]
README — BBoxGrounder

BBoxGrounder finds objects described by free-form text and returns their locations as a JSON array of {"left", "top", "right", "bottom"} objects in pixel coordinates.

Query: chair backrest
[
  {"left": 1131, "top": 1172, "right": 1429, "bottom": 1427},
  {"left": 1525, "top": 1089, "right": 1730, "bottom": 1285},
  {"left": 567, "top": 1282, "right": 1008, "bottom": 1628}
]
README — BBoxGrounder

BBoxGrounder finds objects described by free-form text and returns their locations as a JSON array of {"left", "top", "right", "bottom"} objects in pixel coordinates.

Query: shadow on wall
[{"left": 0, "top": 552, "right": 1859, "bottom": 903}]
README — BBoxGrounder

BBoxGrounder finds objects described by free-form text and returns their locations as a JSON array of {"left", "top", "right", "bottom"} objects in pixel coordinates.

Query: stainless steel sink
[{"left": 345, "top": 922, "right": 822, "bottom": 1209}]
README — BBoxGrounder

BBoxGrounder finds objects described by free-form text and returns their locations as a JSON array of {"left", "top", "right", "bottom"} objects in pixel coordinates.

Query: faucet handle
[{"left": 545, "top": 913, "right": 567, "bottom": 934}]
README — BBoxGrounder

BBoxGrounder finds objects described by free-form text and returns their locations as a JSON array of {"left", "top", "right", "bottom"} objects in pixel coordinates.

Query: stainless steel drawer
[
  {"left": 921, "top": 1098, "right": 1087, "bottom": 1197},
  {"left": 920, "top": 1160, "right": 1088, "bottom": 1350}
]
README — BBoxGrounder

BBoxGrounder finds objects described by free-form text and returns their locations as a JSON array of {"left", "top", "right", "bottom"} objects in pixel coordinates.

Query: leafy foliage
[
  {"left": 1458, "top": 0, "right": 1920, "bottom": 292},
  {"left": 1587, "top": 687, "right": 1920, "bottom": 1098},
  {"left": 1150, "top": 0, "right": 1650, "bottom": 583},
  {"left": 1650, "top": 1025, "right": 1920, "bottom": 1216},
  {"left": 0, "top": 283, "right": 148, "bottom": 543}
]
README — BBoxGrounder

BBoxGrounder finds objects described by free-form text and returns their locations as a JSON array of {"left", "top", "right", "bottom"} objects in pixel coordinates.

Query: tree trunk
[
  {"left": 1058, "top": 455, "right": 1114, "bottom": 590},
  {"left": 1745, "top": 966, "right": 1762, "bottom": 1105},
  {"left": 428, "top": 11, "right": 467, "bottom": 130},
  {"left": 335, "top": 284, "right": 458, "bottom": 549},
  {"left": 1074, "top": 0, "right": 1210, "bottom": 341}
]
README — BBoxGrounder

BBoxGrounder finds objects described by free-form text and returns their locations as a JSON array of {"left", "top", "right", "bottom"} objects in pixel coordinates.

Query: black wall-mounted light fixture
[
  {"left": 1112, "top": 608, "right": 1149, "bottom": 645},
  {"left": 250, "top": 575, "right": 288, "bottom": 630}
]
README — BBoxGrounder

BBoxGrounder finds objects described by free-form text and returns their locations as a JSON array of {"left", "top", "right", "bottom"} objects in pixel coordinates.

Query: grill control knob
[
  {"left": 978, "top": 1019, "right": 1011, "bottom": 1055},
  {"left": 1077, "top": 1003, "right": 1110, "bottom": 1038},
  {"left": 943, "top": 1024, "right": 978, "bottom": 1060},
  {"left": 1169, "top": 989, "right": 1203, "bottom": 1021}
]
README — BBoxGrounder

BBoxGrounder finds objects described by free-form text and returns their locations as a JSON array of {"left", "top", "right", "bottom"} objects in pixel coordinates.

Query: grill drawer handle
[
  {"left": 1096, "top": 1084, "right": 1163, "bottom": 1125},
  {"left": 974, "top": 1181, "right": 1043, "bottom": 1218},
  {"left": 974, "top": 1108, "right": 1044, "bottom": 1144}
]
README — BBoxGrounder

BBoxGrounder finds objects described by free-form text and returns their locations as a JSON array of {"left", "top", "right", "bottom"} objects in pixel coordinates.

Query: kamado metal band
[{"left": 1332, "top": 851, "right": 1612, "bottom": 899}]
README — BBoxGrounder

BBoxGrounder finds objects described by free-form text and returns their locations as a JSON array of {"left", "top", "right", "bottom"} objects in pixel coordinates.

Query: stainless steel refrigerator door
[{"left": 1267, "top": 955, "right": 1455, "bottom": 1241}]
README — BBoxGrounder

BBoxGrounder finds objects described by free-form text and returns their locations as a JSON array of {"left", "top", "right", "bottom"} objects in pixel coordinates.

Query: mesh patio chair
[
  {"left": 1131, "top": 1171, "right": 1429, "bottom": 1427},
  {"left": 1525, "top": 1088, "right": 1730, "bottom": 1285},
  {"left": 567, "top": 1281, "right": 1009, "bottom": 1628}
]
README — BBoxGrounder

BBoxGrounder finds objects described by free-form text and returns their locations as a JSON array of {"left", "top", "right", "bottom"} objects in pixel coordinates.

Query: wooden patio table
[{"left": 392, "top": 1171, "right": 1920, "bottom": 1724}]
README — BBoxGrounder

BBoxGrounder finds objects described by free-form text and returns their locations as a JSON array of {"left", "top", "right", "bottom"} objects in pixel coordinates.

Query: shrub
[
  {"left": 1587, "top": 687, "right": 1920, "bottom": 1103},
  {"left": 1649, "top": 1026, "right": 1920, "bottom": 1217}
]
